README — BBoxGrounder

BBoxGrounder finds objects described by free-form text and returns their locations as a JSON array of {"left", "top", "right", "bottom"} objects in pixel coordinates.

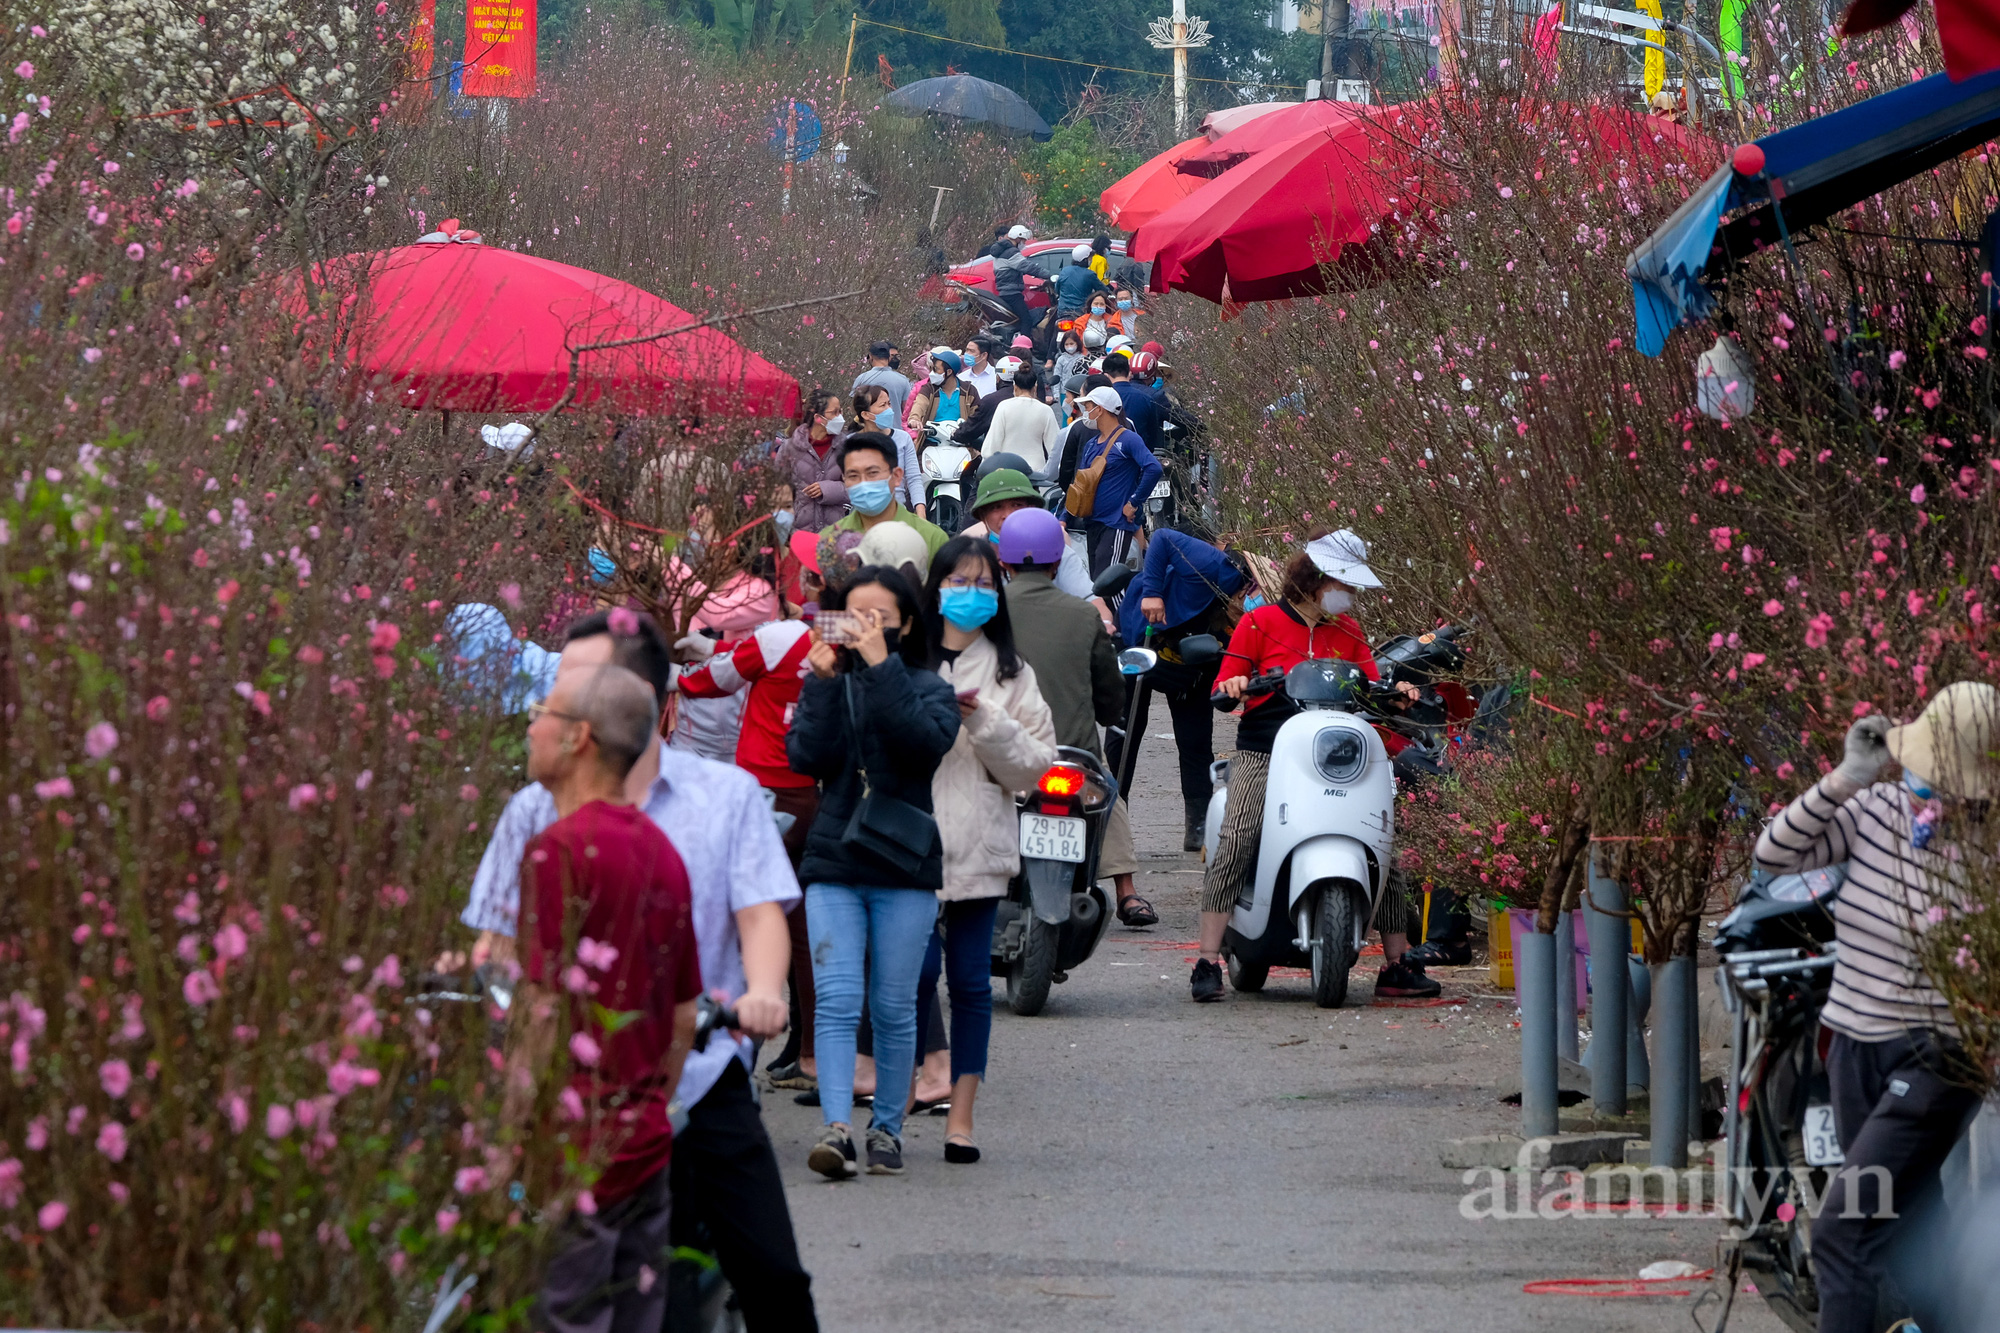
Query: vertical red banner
[
  {"left": 462, "top": 0, "right": 536, "bottom": 98},
  {"left": 410, "top": 0, "right": 436, "bottom": 83}
]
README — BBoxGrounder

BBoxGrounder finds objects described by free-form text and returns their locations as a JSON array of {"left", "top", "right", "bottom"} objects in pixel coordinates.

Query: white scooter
[
  {"left": 1202, "top": 659, "right": 1396, "bottom": 1008},
  {"left": 918, "top": 420, "right": 974, "bottom": 534}
]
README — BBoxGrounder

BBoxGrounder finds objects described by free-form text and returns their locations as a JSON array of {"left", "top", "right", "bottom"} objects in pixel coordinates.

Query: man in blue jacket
[
  {"left": 1104, "top": 351, "right": 1164, "bottom": 456},
  {"left": 1109, "top": 526, "right": 1249, "bottom": 850},
  {"left": 1075, "top": 385, "right": 1162, "bottom": 577}
]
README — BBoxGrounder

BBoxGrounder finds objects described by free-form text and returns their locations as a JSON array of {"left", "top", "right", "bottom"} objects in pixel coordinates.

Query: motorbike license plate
[
  {"left": 1802, "top": 1104, "right": 1844, "bottom": 1167},
  {"left": 1149, "top": 477, "right": 1172, "bottom": 499},
  {"left": 1019, "top": 814, "right": 1086, "bottom": 863}
]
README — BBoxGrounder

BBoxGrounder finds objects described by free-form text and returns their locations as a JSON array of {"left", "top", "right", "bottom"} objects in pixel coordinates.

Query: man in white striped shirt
[{"left": 1754, "top": 685, "right": 1991, "bottom": 1333}]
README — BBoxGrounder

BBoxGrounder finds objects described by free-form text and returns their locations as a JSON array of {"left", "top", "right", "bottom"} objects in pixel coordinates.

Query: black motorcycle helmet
[{"left": 975, "top": 452, "right": 1036, "bottom": 484}]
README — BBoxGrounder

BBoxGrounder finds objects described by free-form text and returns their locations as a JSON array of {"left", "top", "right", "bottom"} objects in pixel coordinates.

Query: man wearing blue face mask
[{"left": 816, "top": 433, "right": 947, "bottom": 576}]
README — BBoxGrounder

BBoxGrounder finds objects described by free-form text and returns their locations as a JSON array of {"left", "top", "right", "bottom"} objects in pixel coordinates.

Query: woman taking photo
[
  {"left": 787, "top": 565, "right": 962, "bottom": 1178},
  {"left": 916, "top": 535, "right": 1058, "bottom": 1163},
  {"left": 1198, "top": 529, "right": 1433, "bottom": 1004},
  {"left": 908, "top": 348, "right": 968, "bottom": 435}
]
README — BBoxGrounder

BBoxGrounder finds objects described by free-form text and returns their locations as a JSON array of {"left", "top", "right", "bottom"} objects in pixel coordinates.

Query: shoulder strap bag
[
  {"left": 838, "top": 673, "right": 940, "bottom": 875},
  {"left": 1065, "top": 436, "right": 1111, "bottom": 518}
]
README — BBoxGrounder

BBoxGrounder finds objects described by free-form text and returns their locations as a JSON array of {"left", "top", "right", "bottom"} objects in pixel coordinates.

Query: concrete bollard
[
  {"left": 1518, "top": 928, "right": 1560, "bottom": 1138},
  {"left": 1649, "top": 954, "right": 1693, "bottom": 1168},
  {"left": 1554, "top": 909, "right": 1579, "bottom": 1063},
  {"left": 1584, "top": 861, "right": 1626, "bottom": 1115}
]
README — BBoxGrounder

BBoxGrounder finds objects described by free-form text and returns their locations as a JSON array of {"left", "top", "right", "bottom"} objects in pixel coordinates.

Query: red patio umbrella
[
  {"left": 1130, "top": 102, "right": 1445, "bottom": 304},
  {"left": 1177, "top": 98, "right": 1375, "bottom": 177},
  {"left": 1099, "top": 135, "right": 1213, "bottom": 231},
  {"left": 303, "top": 229, "right": 800, "bottom": 419},
  {"left": 1199, "top": 101, "right": 1300, "bottom": 138}
]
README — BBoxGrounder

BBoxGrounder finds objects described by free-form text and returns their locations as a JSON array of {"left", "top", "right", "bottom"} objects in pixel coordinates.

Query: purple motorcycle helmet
[{"left": 996, "top": 506, "right": 1067, "bottom": 566}]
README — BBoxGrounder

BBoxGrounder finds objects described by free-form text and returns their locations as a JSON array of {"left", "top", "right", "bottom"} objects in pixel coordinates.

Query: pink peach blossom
[
  {"left": 99, "top": 1058, "right": 132, "bottom": 1098},
  {"left": 37, "top": 1200, "right": 67, "bottom": 1230},
  {"left": 182, "top": 970, "right": 221, "bottom": 1006},
  {"left": 569, "top": 1032, "right": 603, "bottom": 1066},
  {"left": 96, "top": 1120, "right": 128, "bottom": 1162},
  {"left": 266, "top": 1104, "right": 294, "bottom": 1138}
]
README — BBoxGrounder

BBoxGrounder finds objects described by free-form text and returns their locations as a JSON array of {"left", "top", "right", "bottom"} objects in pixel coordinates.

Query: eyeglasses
[
  {"left": 941, "top": 575, "right": 996, "bottom": 591},
  {"left": 526, "top": 701, "right": 584, "bottom": 723}
]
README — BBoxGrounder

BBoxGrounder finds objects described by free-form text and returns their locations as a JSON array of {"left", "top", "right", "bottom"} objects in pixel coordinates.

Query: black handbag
[{"left": 838, "top": 675, "right": 939, "bottom": 875}]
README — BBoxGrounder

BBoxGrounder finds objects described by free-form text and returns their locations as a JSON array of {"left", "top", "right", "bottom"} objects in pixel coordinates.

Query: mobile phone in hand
[
  {"left": 817, "top": 611, "right": 861, "bottom": 646},
  {"left": 955, "top": 687, "right": 981, "bottom": 704}
]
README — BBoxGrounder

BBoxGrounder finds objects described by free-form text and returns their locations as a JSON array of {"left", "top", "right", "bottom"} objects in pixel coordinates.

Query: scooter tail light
[{"left": 1038, "top": 764, "right": 1086, "bottom": 798}]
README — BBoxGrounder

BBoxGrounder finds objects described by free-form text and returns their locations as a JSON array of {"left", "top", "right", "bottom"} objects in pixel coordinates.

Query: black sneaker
[
  {"left": 1191, "top": 957, "right": 1225, "bottom": 1003},
  {"left": 865, "top": 1127, "right": 904, "bottom": 1175},
  {"left": 807, "top": 1126, "right": 859, "bottom": 1180},
  {"left": 1375, "top": 960, "right": 1442, "bottom": 999},
  {"left": 1403, "top": 938, "right": 1473, "bottom": 968}
]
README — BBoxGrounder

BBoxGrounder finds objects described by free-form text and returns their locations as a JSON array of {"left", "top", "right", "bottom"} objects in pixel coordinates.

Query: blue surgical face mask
[
  {"left": 874, "top": 407, "right": 896, "bottom": 430},
  {"left": 1117, "top": 300, "right": 1133, "bottom": 311},
  {"left": 848, "top": 478, "right": 894, "bottom": 516},
  {"left": 1243, "top": 593, "right": 1266, "bottom": 612},
  {"left": 588, "top": 547, "right": 617, "bottom": 583},
  {"left": 938, "top": 586, "right": 999, "bottom": 631},
  {"left": 773, "top": 508, "right": 794, "bottom": 535},
  {"left": 1904, "top": 772, "right": 1935, "bottom": 801}
]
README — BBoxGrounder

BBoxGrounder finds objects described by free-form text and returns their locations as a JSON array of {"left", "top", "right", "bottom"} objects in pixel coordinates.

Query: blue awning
[{"left": 1628, "top": 66, "right": 2000, "bottom": 356}]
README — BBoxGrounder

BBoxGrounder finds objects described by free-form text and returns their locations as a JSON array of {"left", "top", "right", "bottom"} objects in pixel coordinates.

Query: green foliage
[{"left": 1019, "top": 122, "right": 1140, "bottom": 232}]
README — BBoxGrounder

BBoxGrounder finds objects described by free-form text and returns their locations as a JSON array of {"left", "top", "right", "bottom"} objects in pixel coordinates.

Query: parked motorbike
[
  {"left": 919, "top": 420, "right": 975, "bottom": 534},
  {"left": 990, "top": 745, "right": 1119, "bottom": 1015},
  {"left": 1711, "top": 864, "right": 1845, "bottom": 1333}
]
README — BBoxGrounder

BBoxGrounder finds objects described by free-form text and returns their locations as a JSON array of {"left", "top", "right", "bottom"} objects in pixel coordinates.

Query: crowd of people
[{"left": 444, "top": 301, "right": 1472, "bottom": 1331}]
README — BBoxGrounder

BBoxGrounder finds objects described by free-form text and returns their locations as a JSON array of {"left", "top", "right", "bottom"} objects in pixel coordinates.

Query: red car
[{"left": 946, "top": 238, "right": 1149, "bottom": 314}]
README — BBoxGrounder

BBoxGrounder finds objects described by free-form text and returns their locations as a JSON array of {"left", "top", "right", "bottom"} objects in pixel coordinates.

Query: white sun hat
[
  {"left": 1008, "top": 224, "right": 1033, "bottom": 239},
  {"left": 1888, "top": 681, "right": 2000, "bottom": 799},
  {"left": 1305, "top": 529, "right": 1383, "bottom": 589}
]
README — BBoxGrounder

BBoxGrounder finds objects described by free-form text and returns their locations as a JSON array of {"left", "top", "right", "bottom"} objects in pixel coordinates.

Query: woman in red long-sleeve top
[{"left": 1195, "top": 529, "right": 1436, "bottom": 1005}]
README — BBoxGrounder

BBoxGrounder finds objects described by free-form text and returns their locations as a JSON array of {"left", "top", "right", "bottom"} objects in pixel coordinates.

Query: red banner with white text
[{"left": 461, "top": 0, "right": 535, "bottom": 98}]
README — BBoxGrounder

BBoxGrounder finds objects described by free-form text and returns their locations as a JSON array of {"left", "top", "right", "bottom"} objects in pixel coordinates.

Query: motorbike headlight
[{"left": 1312, "top": 726, "right": 1368, "bottom": 785}]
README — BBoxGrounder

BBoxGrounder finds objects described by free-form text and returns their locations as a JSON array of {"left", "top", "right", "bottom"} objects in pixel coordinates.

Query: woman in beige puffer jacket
[{"left": 915, "top": 536, "right": 1058, "bottom": 1166}]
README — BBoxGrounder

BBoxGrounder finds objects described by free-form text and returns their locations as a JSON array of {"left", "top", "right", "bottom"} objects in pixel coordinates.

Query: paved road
[{"left": 768, "top": 716, "right": 1787, "bottom": 1333}]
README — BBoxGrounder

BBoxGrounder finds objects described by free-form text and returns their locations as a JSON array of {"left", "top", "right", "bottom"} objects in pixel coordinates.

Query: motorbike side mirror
[
  {"left": 1177, "top": 633, "right": 1222, "bottom": 668},
  {"left": 1117, "top": 647, "right": 1158, "bottom": 676},
  {"left": 1092, "top": 563, "right": 1137, "bottom": 599}
]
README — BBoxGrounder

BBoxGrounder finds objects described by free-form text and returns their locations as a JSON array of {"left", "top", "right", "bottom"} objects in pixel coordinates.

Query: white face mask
[
  {"left": 1320, "top": 587, "right": 1353, "bottom": 616},
  {"left": 822, "top": 414, "right": 845, "bottom": 434}
]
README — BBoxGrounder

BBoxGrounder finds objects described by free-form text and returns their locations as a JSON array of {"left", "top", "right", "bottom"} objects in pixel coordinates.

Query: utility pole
[
  {"left": 1147, "top": 0, "right": 1211, "bottom": 137},
  {"left": 835, "top": 13, "right": 858, "bottom": 124},
  {"left": 1319, "top": 0, "right": 1350, "bottom": 83}
]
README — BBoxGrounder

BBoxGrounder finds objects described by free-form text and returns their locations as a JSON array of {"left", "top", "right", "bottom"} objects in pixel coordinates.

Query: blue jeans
[
  {"left": 805, "top": 884, "right": 937, "bottom": 1140},
  {"left": 914, "top": 898, "right": 999, "bottom": 1083}
]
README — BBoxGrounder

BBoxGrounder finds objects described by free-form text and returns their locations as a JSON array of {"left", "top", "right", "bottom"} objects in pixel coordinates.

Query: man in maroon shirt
[{"left": 502, "top": 664, "right": 703, "bottom": 1333}]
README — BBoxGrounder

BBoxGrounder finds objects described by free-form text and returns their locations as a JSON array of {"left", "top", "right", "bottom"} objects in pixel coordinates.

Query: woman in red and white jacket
[{"left": 678, "top": 600, "right": 818, "bottom": 1086}]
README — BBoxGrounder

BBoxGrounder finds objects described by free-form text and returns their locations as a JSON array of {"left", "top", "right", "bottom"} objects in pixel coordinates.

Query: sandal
[
  {"left": 1116, "top": 894, "right": 1160, "bottom": 928},
  {"left": 795, "top": 1090, "right": 873, "bottom": 1108},
  {"left": 910, "top": 1096, "right": 953, "bottom": 1117},
  {"left": 764, "top": 1060, "right": 816, "bottom": 1092},
  {"left": 944, "top": 1133, "right": 981, "bottom": 1165}
]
